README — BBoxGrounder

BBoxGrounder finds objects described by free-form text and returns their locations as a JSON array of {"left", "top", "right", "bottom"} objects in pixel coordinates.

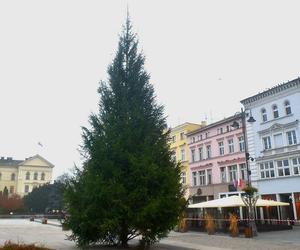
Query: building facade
[
  {"left": 0, "top": 154, "right": 54, "bottom": 196},
  {"left": 170, "top": 122, "right": 204, "bottom": 199},
  {"left": 241, "top": 78, "right": 300, "bottom": 221},
  {"left": 187, "top": 115, "right": 248, "bottom": 203}
]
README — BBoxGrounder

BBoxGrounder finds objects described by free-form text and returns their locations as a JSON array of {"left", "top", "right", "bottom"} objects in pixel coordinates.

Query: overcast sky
[{"left": 1, "top": 0, "right": 300, "bottom": 179}]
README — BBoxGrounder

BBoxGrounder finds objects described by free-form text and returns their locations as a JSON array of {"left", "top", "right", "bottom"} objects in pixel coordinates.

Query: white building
[
  {"left": 241, "top": 78, "right": 300, "bottom": 222},
  {"left": 0, "top": 154, "right": 54, "bottom": 196}
]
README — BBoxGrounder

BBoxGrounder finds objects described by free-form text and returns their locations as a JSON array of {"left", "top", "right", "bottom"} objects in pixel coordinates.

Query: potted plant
[
  {"left": 229, "top": 214, "right": 239, "bottom": 237},
  {"left": 205, "top": 214, "right": 215, "bottom": 235}
]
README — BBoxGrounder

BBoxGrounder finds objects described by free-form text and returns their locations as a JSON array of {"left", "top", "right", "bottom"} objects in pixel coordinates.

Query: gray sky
[{"left": 1, "top": 0, "right": 300, "bottom": 179}]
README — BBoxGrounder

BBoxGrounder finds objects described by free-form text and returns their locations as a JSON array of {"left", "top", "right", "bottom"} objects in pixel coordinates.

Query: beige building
[
  {"left": 0, "top": 155, "right": 54, "bottom": 196},
  {"left": 170, "top": 122, "right": 206, "bottom": 199}
]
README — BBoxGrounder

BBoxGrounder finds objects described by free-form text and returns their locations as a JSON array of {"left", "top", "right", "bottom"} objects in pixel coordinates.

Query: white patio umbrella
[{"left": 188, "top": 195, "right": 289, "bottom": 209}]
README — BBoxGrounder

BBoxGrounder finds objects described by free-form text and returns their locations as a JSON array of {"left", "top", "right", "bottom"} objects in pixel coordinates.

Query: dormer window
[
  {"left": 284, "top": 100, "right": 292, "bottom": 115},
  {"left": 272, "top": 104, "right": 279, "bottom": 119},
  {"left": 261, "top": 108, "right": 267, "bottom": 122}
]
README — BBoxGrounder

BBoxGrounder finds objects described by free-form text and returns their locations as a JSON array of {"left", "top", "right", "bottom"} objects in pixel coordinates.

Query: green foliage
[
  {"left": 64, "top": 17, "right": 185, "bottom": 248},
  {"left": 242, "top": 185, "right": 258, "bottom": 196},
  {"left": 24, "top": 181, "right": 65, "bottom": 213}
]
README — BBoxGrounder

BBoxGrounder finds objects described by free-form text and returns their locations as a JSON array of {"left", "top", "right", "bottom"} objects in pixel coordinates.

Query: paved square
[{"left": 0, "top": 219, "right": 299, "bottom": 250}]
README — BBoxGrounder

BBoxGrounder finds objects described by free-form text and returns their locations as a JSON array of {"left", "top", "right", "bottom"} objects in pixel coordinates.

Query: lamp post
[
  {"left": 231, "top": 108, "right": 257, "bottom": 236},
  {"left": 231, "top": 108, "right": 256, "bottom": 186}
]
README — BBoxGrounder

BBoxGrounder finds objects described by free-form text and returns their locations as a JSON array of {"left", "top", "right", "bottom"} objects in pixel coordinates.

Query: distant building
[
  {"left": 169, "top": 122, "right": 205, "bottom": 199},
  {"left": 187, "top": 115, "right": 247, "bottom": 203},
  {"left": 241, "top": 77, "right": 300, "bottom": 221},
  {"left": 0, "top": 155, "right": 54, "bottom": 196}
]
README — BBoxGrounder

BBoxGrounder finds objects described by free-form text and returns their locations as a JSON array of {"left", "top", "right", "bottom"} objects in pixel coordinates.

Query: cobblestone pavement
[{"left": 0, "top": 219, "right": 299, "bottom": 250}]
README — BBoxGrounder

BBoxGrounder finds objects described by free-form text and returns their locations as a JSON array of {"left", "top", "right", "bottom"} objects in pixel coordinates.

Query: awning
[{"left": 188, "top": 195, "right": 289, "bottom": 209}]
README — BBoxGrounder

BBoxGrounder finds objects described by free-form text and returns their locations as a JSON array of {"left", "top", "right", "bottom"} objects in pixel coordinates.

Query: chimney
[{"left": 201, "top": 121, "right": 207, "bottom": 127}]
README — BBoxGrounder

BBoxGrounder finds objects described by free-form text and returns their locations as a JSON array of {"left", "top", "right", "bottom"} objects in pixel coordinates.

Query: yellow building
[
  {"left": 0, "top": 154, "right": 54, "bottom": 196},
  {"left": 170, "top": 122, "right": 205, "bottom": 200}
]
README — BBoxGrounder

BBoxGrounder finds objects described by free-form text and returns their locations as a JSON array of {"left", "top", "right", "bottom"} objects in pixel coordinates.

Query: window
[
  {"left": 240, "top": 163, "right": 248, "bottom": 180},
  {"left": 207, "top": 169, "right": 212, "bottom": 185},
  {"left": 180, "top": 148, "right": 185, "bottom": 161},
  {"left": 262, "top": 136, "right": 272, "bottom": 150},
  {"left": 284, "top": 100, "right": 291, "bottom": 115},
  {"left": 172, "top": 135, "right": 176, "bottom": 143},
  {"left": 181, "top": 172, "right": 186, "bottom": 184},
  {"left": 205, "top": 132, "right": 209, "bottom": 138},
  {"left": 226, "top": 125, "right": 230, "bottom": 132},
  {"left": 191, "top": 149, "right": 196, "bottom": 162},
  {"left": 11, "top": 173, "right": 15, "bottom": 181},
  {"left": 272, "top": 104, "right": 279, "bottom": 119},
  {"left": 198, "top": 170, "right": 206, "bottom": 186},
  {"left": 228, "top": 139, "right": 234, "bottom": 153},
  {"left": 180, "top": 132, "right": 185, "bottom": 140},
  {"left": 292, "top": 158, "right": 300, "bottom": 175},
  {"left": 0, "top": 173, "right": 2, "bottom": 180},
  {"left": 24, "top": 185, "right": 29, "bottom": 193},
  {"left": 228, "top": 165, "right": 237, "bottom": 182},
  {"left": 199, "top": 147, "right": 203, "bottom": 161},
  {"left": 277, "top": 159, "right": 290, "bottom": 176},
  {"left": 26, "top": 172, "right": 30, "bottom": 180},
  {"left": 217, "top": 128, "right": 223, "bottom": 134},
  {"left": 192, "top": 172, "right": 197, "bottom": 186},
  {"left": 41, "top": 172, "right": 45, "bottom": 181},
  {"left": 238, "top": 136, "right": 245, "bottom": 152},
  {"left": 200, "top": 134, "right": 203, "bottom": 140},
  {"left": 206, "top": 145, "right": 211, "bottom": 159},
  {"left": 192, "top": 137, "right": 195, "bottom": 143},
  {"left": 219, "top": 141, "right": 224, "bottom": 155},
  {"left": 261, "top": 108, "right": 267, "bottom": 122},
  {"left": 220, "top": 167, "right": 227, "bottom": 183},
  {"left": 9, "top": 186, "right": 14, "bottom": 194},
  {"left": 286, "top": 131, "right": 297, "bottom": 145},
  {"left": 274, "top": 133, "right": 283, "bottom": 148},
  {"left": 34, "top": 172, "right": 38, "bottom": 180},
  {"left": 260, "top": 162, "right": 275, "bottom": 179},
  {"left": 171, "top": 151, "right": 176, "bottom": 161}
]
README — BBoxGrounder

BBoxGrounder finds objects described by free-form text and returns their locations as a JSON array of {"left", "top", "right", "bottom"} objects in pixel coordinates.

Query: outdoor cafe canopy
[{"left": 188, "top": 195, "right": 290, "bottom": 209}]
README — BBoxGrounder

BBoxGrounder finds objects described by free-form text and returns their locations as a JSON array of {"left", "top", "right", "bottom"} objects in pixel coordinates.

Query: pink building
[{"left": 187, "top": 114, "right": 247, "bottom": 203}]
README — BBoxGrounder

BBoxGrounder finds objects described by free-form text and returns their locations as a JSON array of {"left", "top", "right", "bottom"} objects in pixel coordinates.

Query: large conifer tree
[{"left": 65, "top": 17, "right": 184, "bottom": 247}]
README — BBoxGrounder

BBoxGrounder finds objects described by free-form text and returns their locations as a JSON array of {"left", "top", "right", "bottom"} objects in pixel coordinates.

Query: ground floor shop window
[
  {"left": 261, "top": 194, "right": 278, "bottom": 220},
  {"left": 294, "top": 193, "right": 300, "bottom": 220}
]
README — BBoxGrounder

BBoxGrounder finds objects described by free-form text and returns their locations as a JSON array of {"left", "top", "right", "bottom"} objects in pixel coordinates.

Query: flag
[{"left": 233, "top": 179, "right": 238, "bottom": 189}]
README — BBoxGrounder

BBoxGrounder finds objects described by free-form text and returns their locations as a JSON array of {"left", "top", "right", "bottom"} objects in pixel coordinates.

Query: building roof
[
  {"left": 0, "top": 157, "right": 23, "bottom": 166},
  {"left": 240, "top": 77, "right": 300, "bottom": 106},
  {"left": 186, "top": 113, "right": 242, "bottom": 137},
  {"left": 0, "top": 154, "right": 54, "bottom": 168},
  {"left": 170, "top": 122, "right": 202, "bottom": 132}
]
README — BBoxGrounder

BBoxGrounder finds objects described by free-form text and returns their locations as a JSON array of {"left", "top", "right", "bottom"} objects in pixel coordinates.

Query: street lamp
[
  {"left": 231, "top": 108, "right": 257, "bottom": 236},
  {"left": 231, "top": 108, "right": 256, "bottom": 186}
]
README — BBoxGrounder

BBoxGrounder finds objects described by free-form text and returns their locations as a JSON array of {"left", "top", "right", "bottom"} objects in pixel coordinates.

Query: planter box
[{"left": 244, "top": 227, "right": 253, "bottom": 238}]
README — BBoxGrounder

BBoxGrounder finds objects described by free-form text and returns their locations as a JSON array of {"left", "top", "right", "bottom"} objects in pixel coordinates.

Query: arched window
[
  {"left": 41, "top": 172, "right": 45, "bottom": 181},
  {"left": 284, "top": 100, "right": 292, "bottom": 115},
  {"left": 261, "top": 108, "right": 267, "bottom": 122},
  {"left": 11, "top": 173, "right": 15, "bottom": 181},
  {"left": 272, "top": 104, "right": 279, "bottom": 119},
  {"left": 26, "top": 172, "right": 30, "bottom": 180},
  {"left": 34, "top": 172, "right": 38, "bottom": 180}
]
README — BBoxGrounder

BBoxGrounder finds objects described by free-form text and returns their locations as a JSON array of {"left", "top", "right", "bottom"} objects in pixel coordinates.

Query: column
[
  {"left": 276, "top": 194, "right": 281, "bottom": 221},
  {"left": 292, "top": 192, "right": 298, "bottom": 221}
]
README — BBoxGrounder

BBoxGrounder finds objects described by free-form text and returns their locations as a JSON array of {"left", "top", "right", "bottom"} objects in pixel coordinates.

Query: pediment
[
  {"left": 19, "top": 154, "right": 54, "bottom": 168},
  {"left": 269, "top": 123, "right": 284, "bottom": 131}
]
